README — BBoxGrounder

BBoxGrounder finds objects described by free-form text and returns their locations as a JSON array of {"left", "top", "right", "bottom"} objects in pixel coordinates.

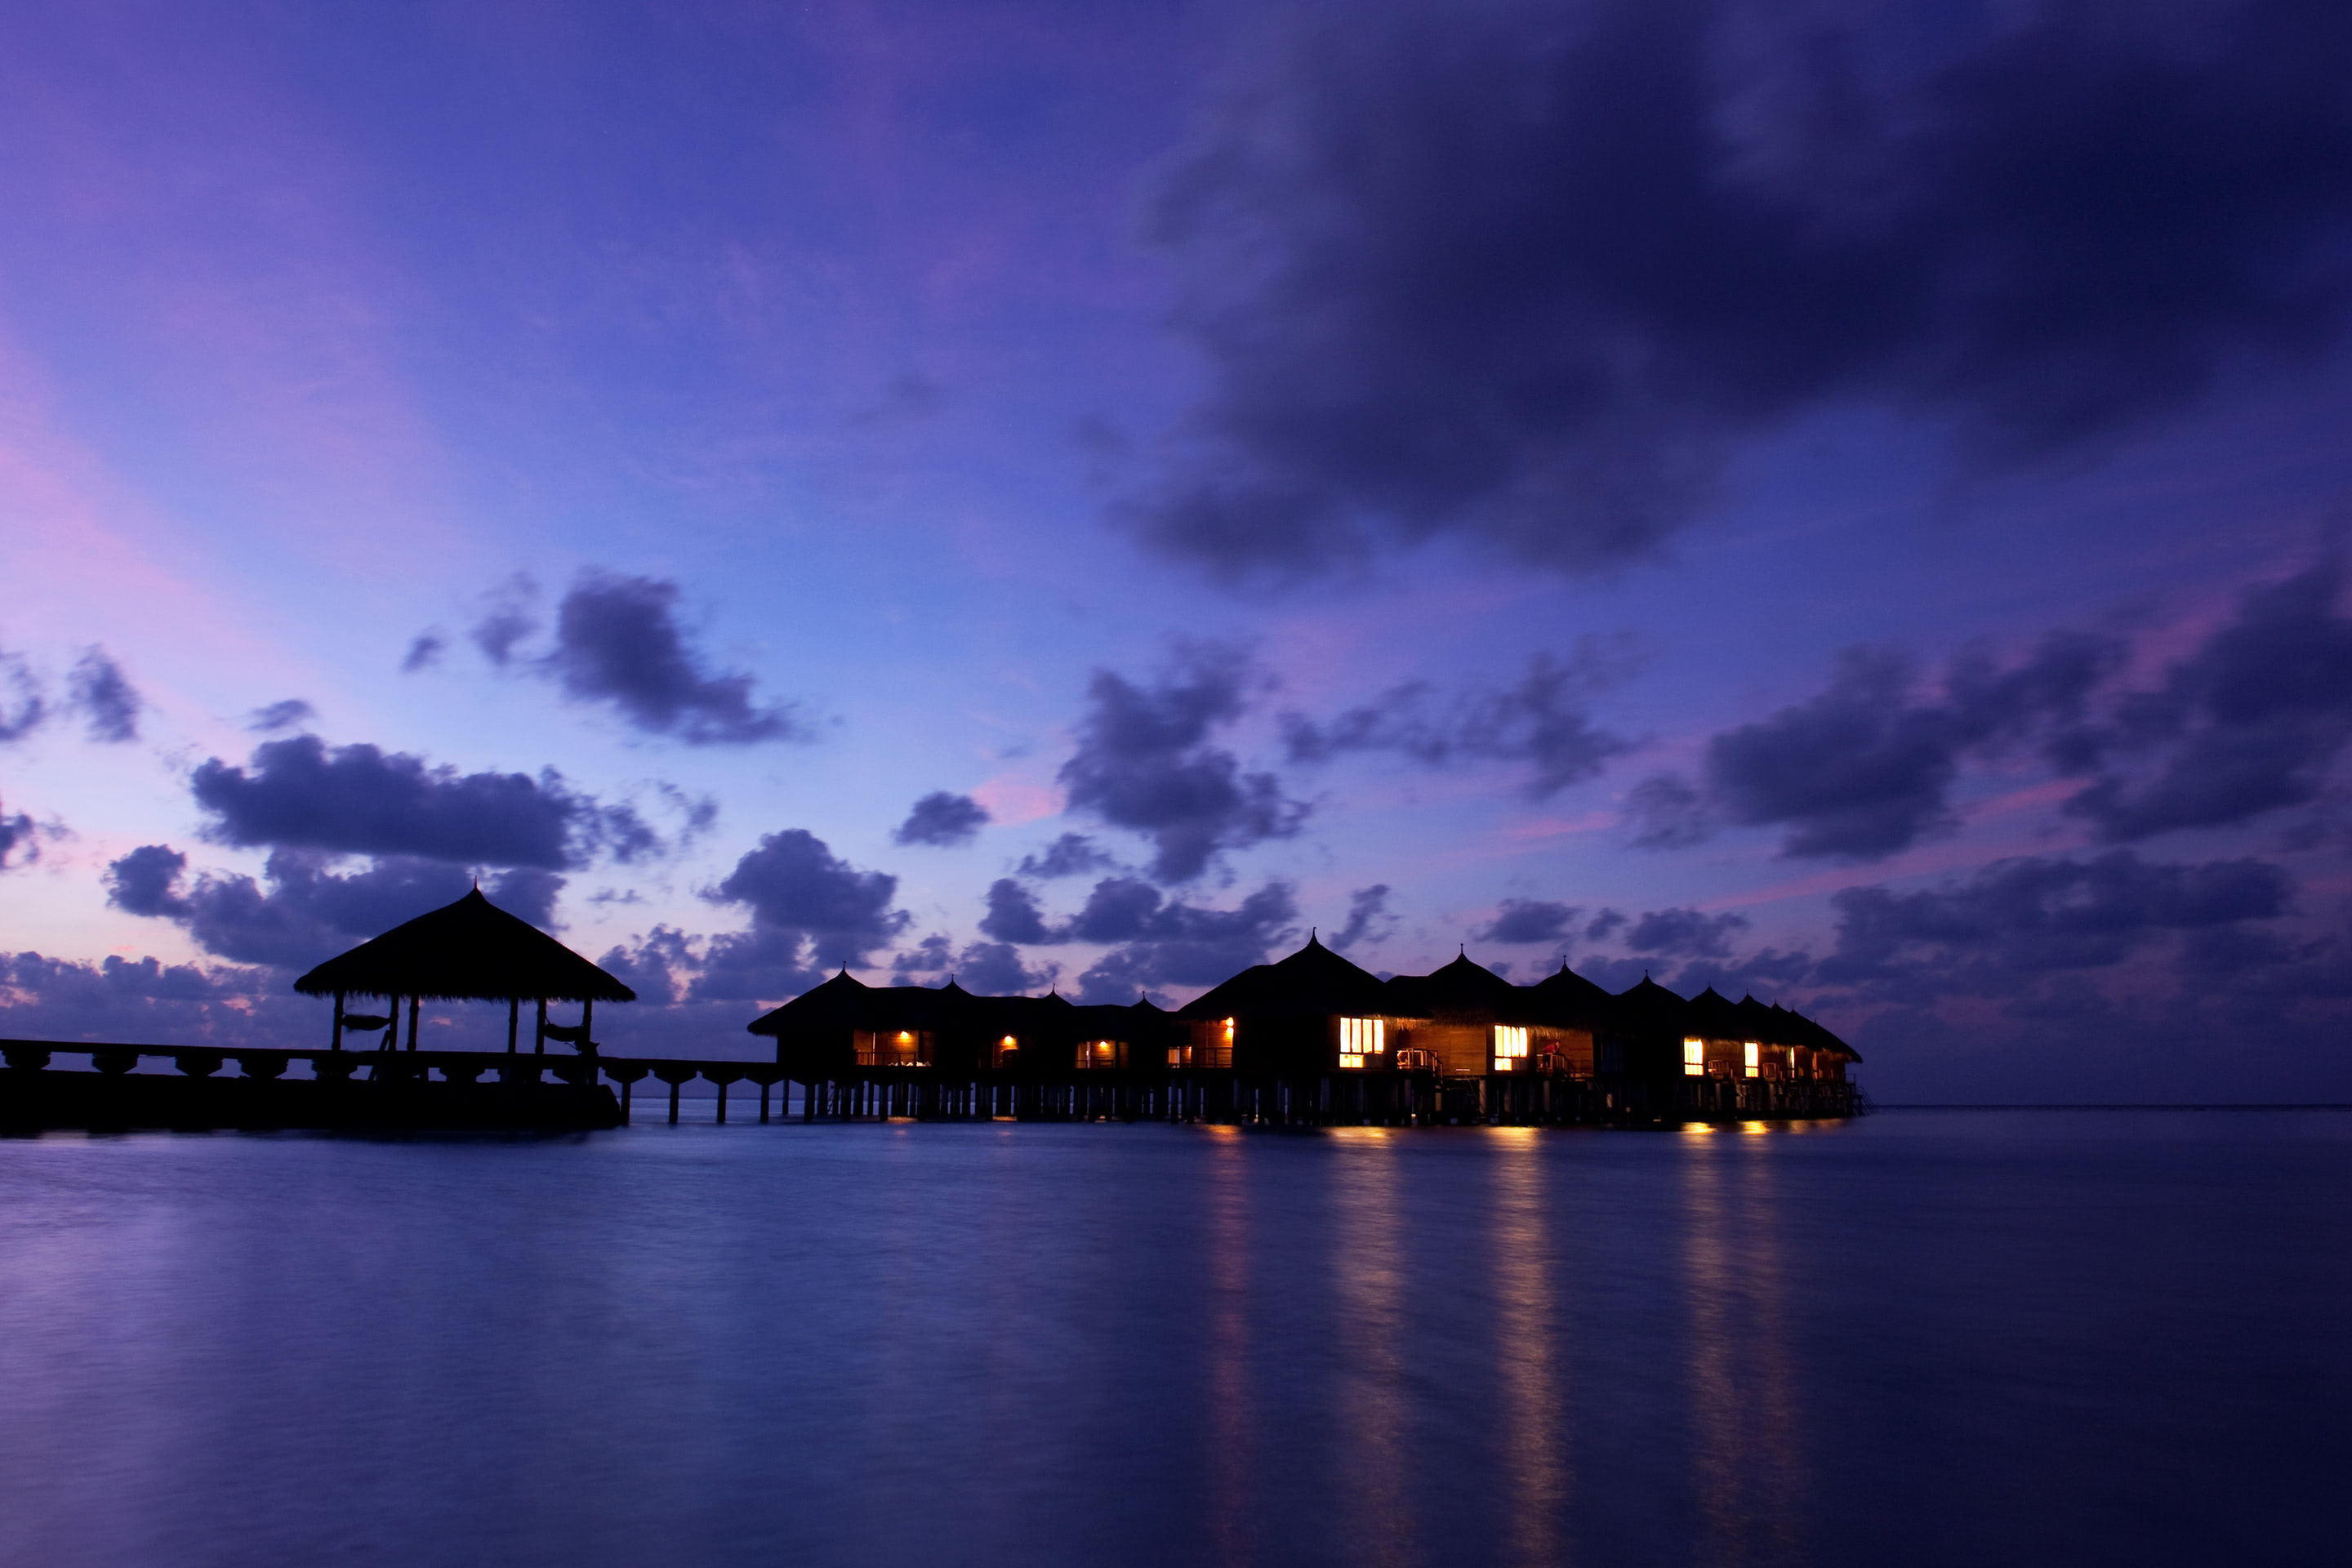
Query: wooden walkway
[{"left": 0, "top": 1040, "right": 1857, "bottom": 1128}]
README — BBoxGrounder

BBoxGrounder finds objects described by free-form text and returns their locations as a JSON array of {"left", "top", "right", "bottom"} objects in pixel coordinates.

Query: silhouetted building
[{"left": 293, "top": 887, "right": 634, "bottom": 1054}]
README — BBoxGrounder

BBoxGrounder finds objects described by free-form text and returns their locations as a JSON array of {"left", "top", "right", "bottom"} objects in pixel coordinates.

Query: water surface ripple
[{"left": 0, "top": 1111, "right": 2343, "bottom": 1566}]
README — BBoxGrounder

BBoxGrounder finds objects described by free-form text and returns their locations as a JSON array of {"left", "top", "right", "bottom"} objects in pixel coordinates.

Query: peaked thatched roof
[
  {"left": 292, "top": 889, "right": 635, "bottom": 1004},
  {"left": 1175, "top": 934, "right": 1389, "bottom": 1021},
  {"left": 1526, "top": 959, "right": 1615, "bottom": 1025},
  {"left": 1385, "top": 951, "right": 1522, "bottom": 1020}
]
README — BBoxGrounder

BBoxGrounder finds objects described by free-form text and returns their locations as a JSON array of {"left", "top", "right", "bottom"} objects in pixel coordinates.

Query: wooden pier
[{"left": 0, "top": 1040, "right": 1855, "bottom": 1132}]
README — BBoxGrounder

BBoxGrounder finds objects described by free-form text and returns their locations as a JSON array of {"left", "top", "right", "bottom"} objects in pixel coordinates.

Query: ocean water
[{"left": 0, "top": 1110, "right": 2343, "bottom": 1567}]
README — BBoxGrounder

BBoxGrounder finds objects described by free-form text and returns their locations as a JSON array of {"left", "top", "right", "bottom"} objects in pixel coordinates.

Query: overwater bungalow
[{"left": 742, "top": 933, "right": 1860, "bottom": 1125}]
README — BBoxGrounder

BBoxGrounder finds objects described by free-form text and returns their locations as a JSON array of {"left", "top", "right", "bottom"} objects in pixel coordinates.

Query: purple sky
[{"left": 3, "top": 0, "right": 2350, "bottom": 1101}]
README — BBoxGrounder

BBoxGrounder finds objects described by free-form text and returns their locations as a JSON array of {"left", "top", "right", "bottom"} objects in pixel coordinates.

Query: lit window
[
  {"left": 1684, "top": 1038, "right": 1704, "bottom": 1076},
  {"left": 1339, "top": 1053, "right": 1365, "bottom": 1070},
  {"left": 1167, "top": 1046, "right": 1187, "bottom": 1068},
  {"left": 1340, "top": 1017, "right": 1384, "bottom": 1055},
  {"left": 1744, "top": 1041, "right": 1760, "bottom": 1078}
]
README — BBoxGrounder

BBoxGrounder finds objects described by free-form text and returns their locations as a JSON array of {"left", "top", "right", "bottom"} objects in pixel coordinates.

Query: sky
[{"left": 2, "top": 0, "right": 2350, "bottom": 1102}]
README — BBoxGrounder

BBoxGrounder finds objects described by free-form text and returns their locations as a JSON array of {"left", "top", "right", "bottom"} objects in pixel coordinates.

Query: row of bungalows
[{"left": 747, "top": 935, "right": 1860, "bottom": 1124}]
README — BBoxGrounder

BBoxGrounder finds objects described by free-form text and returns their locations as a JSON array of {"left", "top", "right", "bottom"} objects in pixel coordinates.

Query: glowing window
[
  {"left": 1340, "top": 1017, "right": 1385, "bottom": 1056},
  {"left": 1339, "top": 1053, "right": 1365, "bottom": 1070},
  {"left": 1683, "top": 1038, "right": 1704, "bottom": 1077},
  {"left": 1744, "top": 1041, "right": 1760, "bottom": 1078}
]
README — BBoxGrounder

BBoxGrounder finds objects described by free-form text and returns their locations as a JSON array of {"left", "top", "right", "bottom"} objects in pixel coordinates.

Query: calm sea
[{"left": 0, "top": 1110, "right": 2344, "bottom": 1566}]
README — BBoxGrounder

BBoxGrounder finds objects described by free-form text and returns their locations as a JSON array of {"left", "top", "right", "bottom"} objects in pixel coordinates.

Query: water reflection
[
  {"left": 1490, "top": 1129, "right": 1566, "bottom": 1566},
  {"left": 1329, "top": 1129, "right": 1411, "bottom": 1566},
  {"left": 1680, "top": 1126, "right": 1811, "bottom": 1565},
  {"left": 1205, "top": 1126, "right": 1255, "bottom": 1566}
]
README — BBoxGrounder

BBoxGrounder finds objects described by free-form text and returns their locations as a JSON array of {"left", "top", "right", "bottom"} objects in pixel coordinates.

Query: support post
[
  {"left": 535, "top": 997, "right": 546, "bottom": 1054},
  {"left": 581, "top": 996, "right": 595, "bottom": 1054},
  {"left": 332, "top": 991, "right": 345, "bottom": 1052},
  {"left": 407, "top": 995, "right": 420, "bottom": 1051},
  {"left": 508, "top": 996, "right": 519, "bottom": 1054}
]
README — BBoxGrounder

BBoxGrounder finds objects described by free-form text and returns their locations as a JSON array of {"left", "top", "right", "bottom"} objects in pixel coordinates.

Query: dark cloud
[
  {"left": 189, "top": 735, "right": 648, "bottom": 869},
  {"left": 2062, "top": 559, "right": 2352, "bottom": 840},
  {"left": 104, "top": 844, "right": 188, "bottom": 916},
  {"left": 1819, "top": 849, "right": 2292, "bottom": 995},
  {"left": 469, "top": 573, "right": 540, "bottom": 667},
  {"left": 1069, "top": 879, "right": 1300, "bottom": 1002},
  {"left": 0, "top": 646, "right": 44, "bottom": 742},
  {"left": 400, "top": 633, "right": 447, "bottom": 673},
  {"left": 1058, "top": 642, "right": 1307, "bottom": 882},
  {"left": 1666, "top": 630, "right": 2121, "bottom": 860},
  {"left": 541, "top": 572, "right": 799, "bottom": 745},
  {"left": 1134, "top": 0, "right": 2352, "bottom": 577},
  {"left": 892, "top": 791, "right": 991, "bottom": 848},
  {"left": 1017, "top": 832, "right": 1117, "bottom": 879},
  {"left": 1624, "top": 906, "right": 1750, "bottom": 959},
  {"left": 1329, "top": 884, "right": 1396, "bottom": 951},
  {"left": 892, "top": 933, "right": 1058, "bottom": 995},
  {"left": 1584, "top": 908, "right": 1627, "bottom": 943},
  {"left": 66, "top": 648, "right": 139, "bottom": 742},
  {"left": 706, "top": 829, "right": 907, "bottom": 972},
  {"left": 1284, "top": 642, "right": 1637, "bottom": 798},
  {"left": 105, "top": 844, "right": 560, "bottom": 969},
  {"left": 979, "top": 877, "right": 1054, "bottom": 945},
  {"left": 1474, "top": 898, "right": 1579, "bottom": 946},
  {"left": 0, "top": 804, "right": 36, "bottom": 871},
  {"left": 247, "top": 698, "right": 316, "bottom": 733},
  {"left": 1625, "top": 773, "right": 1711, "bottom": 849}
]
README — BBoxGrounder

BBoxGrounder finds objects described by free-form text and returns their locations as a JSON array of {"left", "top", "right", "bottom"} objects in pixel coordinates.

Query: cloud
[
  {"left": 0, "top": 804, "right": 36, "bottom": 871},
  {"left": 1017, "top": 832, "right": 1117, "bottom": 879},
  {"left": 189, "top": 735, "right": 644, "bottom": 869},
  {"left": 105, "top": 843, "right": 562, "bottom": 969},
  {"left": 1646, "top": 630, "right": 2120, "bottom": 860},
  {"left": 0, "top": 646, "right": 44, "bottom": 742},
  {"left": 1474, "top": 897, "right": 1579, "bottom": 945},
  {"left": 1068, "top": 879, "right": 1300, "bottom": 1002},
  {"left": 1329, "top": 884, "right": 1396, "bottom": 951},
  {"left": 1132, "top": 0, "right": 2352, "bottom": 577},
  {"left": 705, "top": 829, "right": 907, "bottom": 974},
  {"left": 1284, "top": 641, "right": 1637, "bottom": 797},
  {"left": 469, "top": 573, "right": 539, "bottom": 667},
  {"left": 1817, "top": 849, "right": 2293, "bottom": 997},
  {"left": 66, "top": 648, "right": 139, "bottom": 742},
  {"left": 247, "top": 698, "right": 316, "bottom": 733},
  {"left": 979, "top": 877, "right": 1054, "bottom": 945},
  {"left": 2061, "top": 558, "right": 2352, "bottom": 840},
  {"left": 1058, "top": 642, "right": 1307, "bottom": 881},
  {"left": 1624, "top": 906, "right": 1751, "bottom": 959},
  {"left": 891, "top": 934, "right": 1058, "bottom": 995},
  {"left": 892, "top": 791, "right": 991, "bottom": 848},
  {"left": 400, "top": 633, "right": 447, "bottom": 673},
  {"left": 540, "top": 572, "right": 800, "bottom": 745}
]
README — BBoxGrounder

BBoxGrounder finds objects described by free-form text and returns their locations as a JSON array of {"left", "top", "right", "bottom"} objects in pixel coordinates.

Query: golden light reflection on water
[
  {"left": 1206, "top": 1128, "right": 1254, "bottom": 1565},
  {"left": 1490, "top": 1128, "right": 1567, "bottom": 1567},
  {"left": 1330, "top": 1128, "right": 1411, "bottom": 1566},
  {"left": 1682, "top": 1128, "right": 1812, "bottom": 1563}
]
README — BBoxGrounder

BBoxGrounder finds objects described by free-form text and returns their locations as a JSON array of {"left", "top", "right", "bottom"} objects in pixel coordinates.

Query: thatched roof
[
  {"left": 1385, "top": 951, "right": 1522, "bottom": 1020},
  {"left": 292, "top": 889, "right": 635, "bottom": 1004},
  {"left": 1175, "top": 934, "right": 1389, "bottom": 1021},
  {"left": 1526, "top": 959, "right": 1615, "bottom": 1026}
]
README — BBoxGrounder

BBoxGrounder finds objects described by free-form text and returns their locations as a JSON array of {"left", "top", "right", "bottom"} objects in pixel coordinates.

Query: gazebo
[{"left": 292, "top": 888, "right": 635, "bottom": 1054}]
